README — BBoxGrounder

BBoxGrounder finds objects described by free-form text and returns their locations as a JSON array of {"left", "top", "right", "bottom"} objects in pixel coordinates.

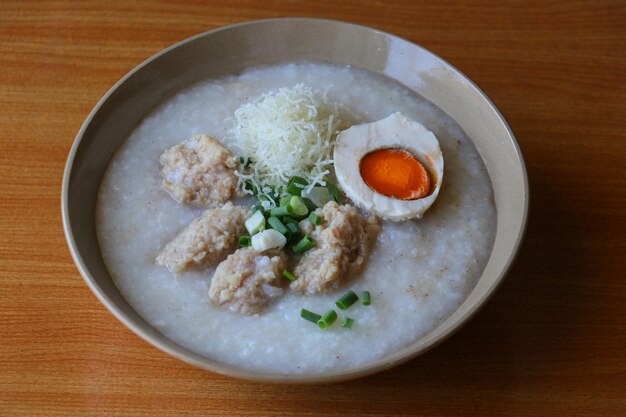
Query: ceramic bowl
[{"left": 62, "top": 18, "right": 528, "bottom": 383}]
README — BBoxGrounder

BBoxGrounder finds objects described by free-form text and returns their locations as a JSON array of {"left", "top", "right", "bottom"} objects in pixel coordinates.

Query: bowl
[{"left": 62, "top": 18, "right": 528, "bottom": 383}]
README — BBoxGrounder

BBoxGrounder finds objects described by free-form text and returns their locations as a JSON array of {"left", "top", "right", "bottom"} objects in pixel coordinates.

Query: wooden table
[{"left": 1, "top": 1, "right": 624, "bottom": 415}]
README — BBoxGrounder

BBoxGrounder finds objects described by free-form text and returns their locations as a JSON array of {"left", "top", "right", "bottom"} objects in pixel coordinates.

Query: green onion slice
[
  {"left": 308, "top": 212, "right": 322, "bottom": 225},
  {"left": 251, "top": 204, "right": 265, "bottom": 214},
  {"left": 292, "top": 235, "right": 315, "bottom": 254},
  {"left": 270, "top": 205, "right": 293, "bottom": 218},
  {"left": 288, "top": 196, "right": 309, "bottom": 217},
  {"left": 286, "top": 222, "right": 300, "bottom": 236},
  {"left": 244, "top": 180, "right": 258, "bottom": 195},
  {"left": 282, "top": 216, "right": 299, "bottom": 225},
  {"left": 317, "top": 309, "right": 338, "bottom": 329},
  {"left": 267, "top": 216, "right": 291, "bottom": 239},
  {"left": 239, "top": 236, "right": 252, "bottom": 247},
  {"left": 327, "top": 182, "right": 341, "bottom": 203},
  {"left": 282, "top": 269, "right": 297, "bottom": 282},
  {"left": 341, "top": 317, "right": 355, "bottom": 329},
  {"left": 361, "top": 291, "right": 371, "bottom": 306},
  {"left": 287, "top": 176, "right": 308, "bottom": 196},
  {"left": 245, "top": 210, "right": 265, "bottom": 235},
  {"left": 335, "top": 290, "right": 359, "bottom": 310},
  {"left": 279, "top": 196, "right": 292, "bottom": 207},
  {"left": 300, "top": 308, "right": 321, "bottom": 324}
]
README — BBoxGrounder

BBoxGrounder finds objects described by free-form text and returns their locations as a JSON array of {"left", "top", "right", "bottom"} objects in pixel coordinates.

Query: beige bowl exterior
[{"left": 62, "top": 18, "right": 528, "bottom": 383}]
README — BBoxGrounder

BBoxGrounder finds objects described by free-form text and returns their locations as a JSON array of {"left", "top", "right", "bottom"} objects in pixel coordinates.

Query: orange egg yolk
[{"left": 359, "top": 148, "right": 431, "bottom": 200}]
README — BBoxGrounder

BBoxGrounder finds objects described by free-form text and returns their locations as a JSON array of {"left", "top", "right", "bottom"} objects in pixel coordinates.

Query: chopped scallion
[
  {"left": 308, "top": 212, "right": 322, "bottom": 225},
  {"left": 270, "top": 205, "right": 293, "bottom": 218},
  {"left": 292, "top": 235, "right": 315, "bottom": 254},
  {"left": 267, "top": 216, "right": 291, "bottom": 239},
  {"left": 335, "top": 290, "right": 359, "bottom": 310},
  {"left": 361, "top": 291, "right": 371, "bottom": 306},
  {"left": 258, "top": 195, "right": 277, "bottom": 210},
  {"left": 245, "top": 210, "right": 266, "bottom": 235},
  {"left": 286, "top": 222, "right": 300, "bottom": 236},
  {"left": 244, "top": 180, "right": 258, "bottom": 195},
  {"left": 282, "top": 269, "right": 297, "bottom": 281},
  {"left": 302, "top": 186, "right": 333, "bottom": 208},
  {"left": 251, "top": 229, "right": 287, "bottom": 251},
  {"left": 341, "top": 317, "right": 355, "bottom": 329},
  {"left": 239, "top": 236, "right": 251, "bottom": 247},
  {"left": 279, "top": 196, "right": 292, "bottom": 207},
  {"left": 287, "top": 176, "right": 308, "bottom": 196},
  {"left": 282, "top": 216, "right": 299, "bottom": 225},
  {"left": 300, "top": 308, "right": 321, "bottom": 324},
  {"left": 302, "top": 197, "right": 318, "bottom": 211},
  {"left": 288, "top": 196, "right": 309, "bottom": 217},
  {"left": 317, "top": 309, "right": 338, "bottom": 329},
  {"left": 327, "top": 182, "right": 341, "bottom": 203}
]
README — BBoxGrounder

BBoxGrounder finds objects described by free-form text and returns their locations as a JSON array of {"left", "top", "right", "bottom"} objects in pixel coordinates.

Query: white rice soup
[{"left": 96, "top": 62, "right": 496, "bottom": 374}]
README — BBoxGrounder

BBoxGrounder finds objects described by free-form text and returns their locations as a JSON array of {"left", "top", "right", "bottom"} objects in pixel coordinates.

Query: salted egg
[{"left": 333, "top": 113, "right": 444, "bottom": 221}]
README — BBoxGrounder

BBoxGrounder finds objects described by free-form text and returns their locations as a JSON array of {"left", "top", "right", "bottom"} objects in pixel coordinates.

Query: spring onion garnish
[
  {"left": 239, "top": 236, "right": 252, "bottom": 247},
  {"left": 361, "top": 291, "right": 371, "bottom": 306},
  {"left": 335, "top": 290, "right": 359, "bottom": 310},
  {"left": 270, "top": 205, "right": 293, "bottom": 218},
  {"left": 251, "top": 229, "right": 287, "bottom": 251},
  {"left": 258, "top": 194, "right": 275, "bottom": 205},
  {"left": 341, "top": 317, "right": 355, "bottom": 329},
  {"left": 308, "top": 212, "right": 322, "bottom": 225},
  {"left": 282, "top": 269, "right": 297, "bottom": 282},
  {"left": 292, "top": 235, "right": 315, "bottom": 254},
  {"left": 282, "top": 216, "right": 299, "bottom": 225},
  {"left": 244, "top": 180, "right": 258, "bottom": 195},
  {"left": 300, "top": 308, "right": 321, "bottom": 324},
  {"left": 327, "top": 182, "right": 341, "bottom": 203},
  {"left": 302, "top": 186, "right": 333, "bottom": 208},
  {"left": 287, "top": 176, "right": 308, "bottom": 196},
  {"left": 302, "top": 197, "right": 318, "bottom": 211},
  {"left": 279, "top": 196, "right": 292, "bottom": 207},
  {"left": 317, "top": 309, "right": 338, "bottom": 329},
  {"left": 267, "top": 216, "right": 291, "bottom": 239},
  {"left": 288, "top": 196, "right": 309, "bottom": 217},
  {"left": 286, "top": 222, "right": 300, "bottom": 236},
  {"left": 245, "top": 210, "right": 266, "bottom": 235},
  {"left": 251, "top": 204, "right": 265, "bottom": 214}
]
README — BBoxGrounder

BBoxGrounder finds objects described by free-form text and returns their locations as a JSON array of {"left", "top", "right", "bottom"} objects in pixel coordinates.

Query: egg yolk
[{"left": 359, "top": 148, "right": 431, "bottom": 200}]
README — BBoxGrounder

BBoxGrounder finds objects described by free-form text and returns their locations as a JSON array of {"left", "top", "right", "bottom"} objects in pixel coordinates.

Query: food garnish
[
  {"left": 317, "top": 309, "right": 338, "bottom": 330},
  {"left": 300, "top": 308, "right": 322, "bottom": 324},
  {"left": 307, "top": 212, "right": 322, "bottom": 225},
  {"left": 341, "top": 317, "right": 355, "bottom": 329},
  {"left": 335, "top": 290, "right": 359, "bottom": 310},
  {"left": 251, "top": 229, "right": 287, "bottom": 251},
  {"left": 282, "top": 269, "right": 297, "bottom": 282},
  {"left": 334, "top": 112, "right": 444, "bottom": 221},
  {"left": 229, "top": 84, "right": 343, "bottom": 207},
  {"left": 361, "top": 291, "right": 371, "bottom": 306},
  {"left": 292, "top": 235, "right": 315, "bottom": 254},
  {"left": 238, "top": 236, "right": 252, "bottom": 247}
]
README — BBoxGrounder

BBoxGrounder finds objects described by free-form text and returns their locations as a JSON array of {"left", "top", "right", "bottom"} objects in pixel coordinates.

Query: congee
[{"left": 96, "top": 62, "right": 496, "bottom": 373}]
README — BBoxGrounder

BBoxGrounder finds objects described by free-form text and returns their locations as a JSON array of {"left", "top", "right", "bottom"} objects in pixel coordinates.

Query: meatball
[
  {"left": 209, "top": 248, "right": 287, "bottom": 315},
  {"left": 156, "top": 202, "right": 248, "bottom": 272},
  {"left": 160, "top": 134, "right": 238, "bottom": 206},
  {"left": 290, "top": 201, "right": 380, "bottom": 294}
]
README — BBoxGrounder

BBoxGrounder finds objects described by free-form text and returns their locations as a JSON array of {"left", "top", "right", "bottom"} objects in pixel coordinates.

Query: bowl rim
[{"left": 62, "top": 17, "right": 529, "bottom": 383}]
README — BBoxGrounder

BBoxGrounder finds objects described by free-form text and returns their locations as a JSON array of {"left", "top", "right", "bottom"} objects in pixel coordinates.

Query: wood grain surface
[{"left": 1, "top": 1, "right": 624, "bottom": 416}]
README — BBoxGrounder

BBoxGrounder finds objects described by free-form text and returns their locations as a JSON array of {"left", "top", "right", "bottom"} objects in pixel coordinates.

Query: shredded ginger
[{"left": 229, "top": 84, "right": 341, "bottom": 207}]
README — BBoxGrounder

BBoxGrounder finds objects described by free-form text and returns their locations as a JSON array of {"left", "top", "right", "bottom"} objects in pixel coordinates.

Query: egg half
[{"left": 333, "top": 112, "right": 444, "bottom": 221}]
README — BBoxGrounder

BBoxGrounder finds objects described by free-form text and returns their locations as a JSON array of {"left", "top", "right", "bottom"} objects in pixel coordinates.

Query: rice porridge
[{"left": 96, "top": 62, "right": 496, "bottom": 374}]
